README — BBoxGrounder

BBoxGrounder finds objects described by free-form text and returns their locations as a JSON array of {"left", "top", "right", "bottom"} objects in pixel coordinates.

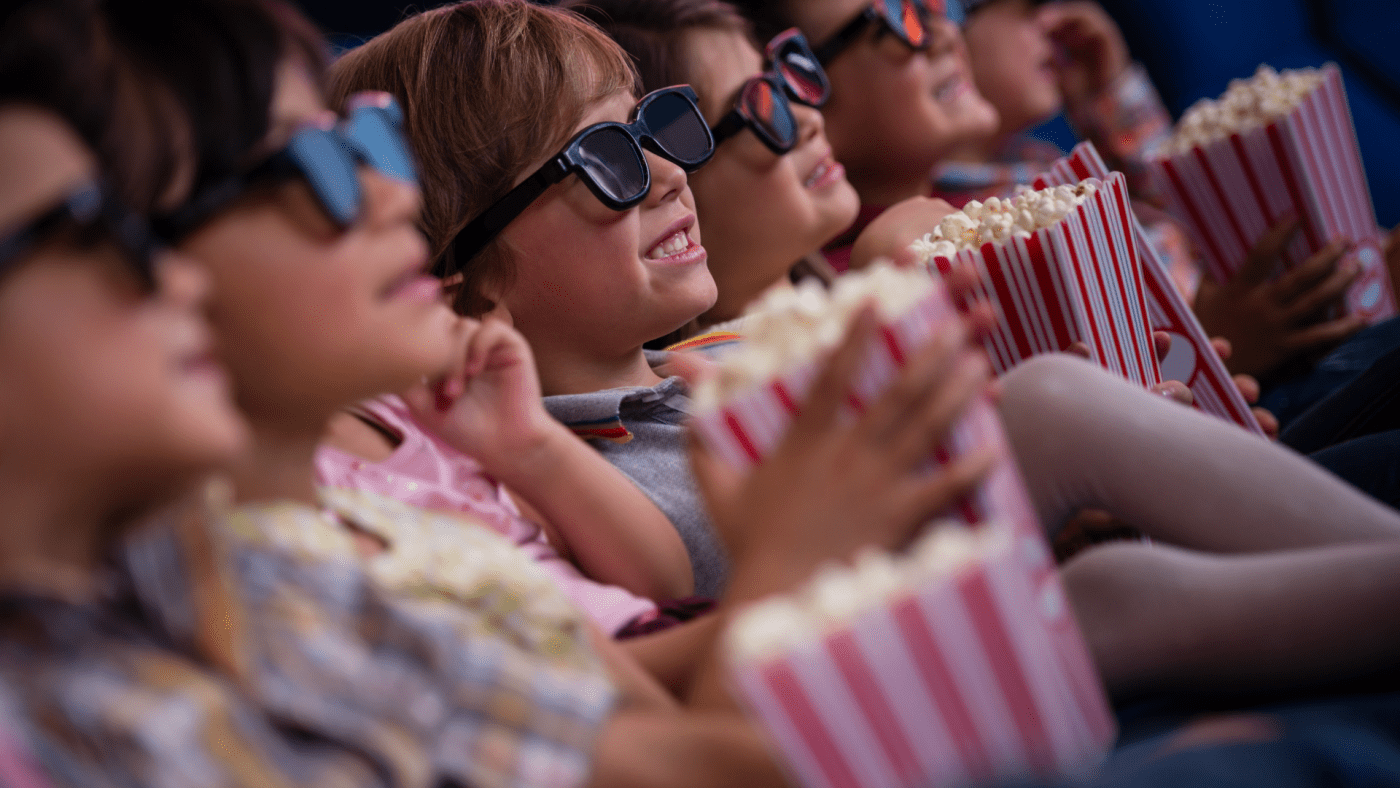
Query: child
[{"left": 334, "top": 0, "right": 1400, "bottom": 700}]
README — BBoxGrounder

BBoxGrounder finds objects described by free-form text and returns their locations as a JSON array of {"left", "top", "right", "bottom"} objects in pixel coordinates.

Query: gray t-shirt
[{"left": 543, "top": 358, "right": 729, "bottom": 597}]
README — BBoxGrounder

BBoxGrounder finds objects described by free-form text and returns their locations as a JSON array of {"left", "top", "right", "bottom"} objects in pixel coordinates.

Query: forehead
[
  {"left": 0, "top": 107, "right": 94, "bottom": 231},
  {"left": 266, "top": 58, "right": 332, "bottom": 147},
  {"left": 680, "top": 28, "right": 764, "bottom": 119},
  {"left": 577, "top": 89, "right": 640, "bottom": 130}
]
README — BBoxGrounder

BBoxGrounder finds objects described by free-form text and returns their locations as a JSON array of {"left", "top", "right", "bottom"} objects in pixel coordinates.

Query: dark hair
[
  {"left": 561, "top": 0, "right": 753, "bottom": 96},
  {"left": 723, "top": 0, "right": 793, "bottom": 44},
  {"left": 328, "top": 0, "right": 637, "bottom": 317},
  {"left": 100, "top": 0, "right": 330, "bottom": 213}
]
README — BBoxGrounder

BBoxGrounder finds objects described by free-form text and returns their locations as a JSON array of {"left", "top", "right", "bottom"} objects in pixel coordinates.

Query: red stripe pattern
[
  {"left": 1146, "top": 64, "right": 1395, "bottom": 323},
  {"left": 1035, "top": 142, "right": 1266, "bottom": 435}
]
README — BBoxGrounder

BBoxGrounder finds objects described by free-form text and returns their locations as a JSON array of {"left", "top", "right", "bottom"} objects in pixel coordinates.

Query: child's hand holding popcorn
[{"left": 1038, "top": 1, "right": 1131, "bottom": 109}]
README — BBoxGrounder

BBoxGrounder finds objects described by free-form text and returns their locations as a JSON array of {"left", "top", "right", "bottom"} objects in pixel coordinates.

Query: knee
[{"left": 996, "top": 354, "right": 1103, "bottom": 445}]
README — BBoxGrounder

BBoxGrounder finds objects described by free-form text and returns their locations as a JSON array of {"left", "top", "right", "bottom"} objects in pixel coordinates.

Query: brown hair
[
  {"left": 561, "top": 0, "right": 752, "bottom": 96},
  {"left": 328, "top": 0, "right": 638, "bottom": 317},
  {"left": 724, "top": 0, "right": 795, "bottom": 44}
]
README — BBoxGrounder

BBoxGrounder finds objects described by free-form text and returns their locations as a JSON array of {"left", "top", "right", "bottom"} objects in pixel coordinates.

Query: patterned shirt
[
  {"left": 122, "top": 483, "right": 617, "bottom": 788},
  {"left": 0, "top": 591, "right": 377, "bottom": 788}
]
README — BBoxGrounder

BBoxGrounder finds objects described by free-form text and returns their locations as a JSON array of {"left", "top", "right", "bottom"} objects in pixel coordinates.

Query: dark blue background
[{"left": 298, "top": 0, "right": 1400, "bottom": 227}]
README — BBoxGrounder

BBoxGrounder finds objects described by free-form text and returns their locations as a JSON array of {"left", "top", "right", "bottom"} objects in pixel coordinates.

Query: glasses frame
[
  {"left": 813, "top": 0, "right": 936, "bottom": 65},
  {"left": 156, "top": 93, "right": 418, "bottom": 241},
  {"left": 448, "top": 85, "right": 715, "bottom": 272},
  {"left": 0, "top": 181, "right": 159, "bottom": 290},
  {"left": 710, "top": 29, "right": 832, "bottom": 155}
]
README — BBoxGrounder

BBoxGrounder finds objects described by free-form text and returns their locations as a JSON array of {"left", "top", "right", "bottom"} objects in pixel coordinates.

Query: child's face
[
  {"left": 0, "top": 107, "right": 247, "bottom": 502},
  {"left": 961, "top": 0, "right": 1061, "bottom": 135},
  {"left": 794, "top": 0, "right": 998, "bottom": 194},
  {"left": 683, "top": 26, "right": 860, "bottom": 311},
  {"left": 177, "top": 62, "right": 468, "bottom": 424},
  {"left": 494, "top": 90, "right": 717, "bottom": 354}
]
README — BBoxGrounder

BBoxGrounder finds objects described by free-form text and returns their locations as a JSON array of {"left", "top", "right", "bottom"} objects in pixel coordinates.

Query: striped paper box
[
  {"left": 1036, "top": 142, "right": 1265, "bottom": 435},
  {"left": 922, "top": 173, "right": 1163, "bottom": 388},
  {"left": 688, "top": 279, "right": 1045, "bottom": 566},
  {"left": 726, "top": 522, "right": 1116, "bottom": 788},
  {"left": 1146, "top": 63, "right": 1394, "bottom": 323}
]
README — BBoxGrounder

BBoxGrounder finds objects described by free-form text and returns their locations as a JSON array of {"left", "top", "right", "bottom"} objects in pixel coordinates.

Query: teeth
[
  {"left": 646, "top": 231, "right": 689, "bottom": 260},
  {"left": 806, "top": 161, "right": 830, "bottom": 188}
]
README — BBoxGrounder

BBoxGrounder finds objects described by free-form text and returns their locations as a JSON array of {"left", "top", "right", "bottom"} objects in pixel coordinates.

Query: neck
[
  {"left": 845, "top": 163, "right": 933, "bottom": 210},
  {"left": 225, "top": 416, "right": 324, "bottom": 508},
  {"left": 0, "top": 468, "right": 124, "bottom": 601},
  {"left": 700, "top": 277, "right": 793, "bottom": 329},
  {"left": 533, "top": 341, "right": 664, "bottom": 397}
]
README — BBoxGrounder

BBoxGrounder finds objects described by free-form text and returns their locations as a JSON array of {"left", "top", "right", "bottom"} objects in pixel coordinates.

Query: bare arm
[{"left": 406, "top": 318, "right": 692, "bottom": 601}]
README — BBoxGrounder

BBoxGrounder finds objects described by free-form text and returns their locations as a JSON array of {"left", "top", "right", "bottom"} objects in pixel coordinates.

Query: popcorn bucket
[
  {"left": 726, "top": 523, "right": 1116, "bottom": 788},
  {"left": 1146, "top": 63, "right": 1395, "bottom": 322},
  {"left": 922, "top": 173, "right": 1163, "bottom": 388},
  {"left": 1037, "top": 142, "right": 1266, "bottom": 435},
  {"left": 688, "top": 279, "right": 1044, "bottom": 565}
]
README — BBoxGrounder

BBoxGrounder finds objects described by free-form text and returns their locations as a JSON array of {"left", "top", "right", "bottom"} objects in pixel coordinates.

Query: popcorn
[
  {"left": 1162, "top": 65, "right": 1325, "bottom": 156},
  {"left": 690, "top": 263, "right": 935, "bottom": 411},
  {"left": 724, "top": 521, "right": 1115, "bottom": 788},
  {"left": 1147, "top": 63, "right": 1395, "bottom": 323},
  {"left": 728, "top": 522, "right": 995, "bottom": 664},
  {"left": 910, "top": 182, "right": 1097, "bottom": 261},
  {"left": 1037, "top": 142, "right": 1266, "bottom": 435},
  {"left": 906, "top": 173, "right": 1162, "bottom": 388}
]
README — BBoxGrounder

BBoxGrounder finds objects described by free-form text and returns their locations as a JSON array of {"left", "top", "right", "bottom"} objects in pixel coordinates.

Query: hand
[
  {"left": 1068, "top": 331, "right": 1193, "bottom": 405},
  {"left": 1038, "top": 1, "right": 1131, "bottom": 106},
  {"left": 1193, "top": 215, "right": 1364, "bottom": 379},
  {"left": 401, "top": 316, "right": 558, "bottom": 470},
  {"left": 690, "top": 306, "right": 998, "bottom": 579},
  {"left": 850, "top": 196, "right": 957, "bottom": 272},
  {"left": 1211, "top": 337, "right": 1280, "bottom": 440}
]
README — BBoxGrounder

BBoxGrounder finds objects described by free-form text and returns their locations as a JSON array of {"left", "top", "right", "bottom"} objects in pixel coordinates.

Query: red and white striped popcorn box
[
  {"left": 724, "top": 522, "right": 1116, "bottom": 788},
  {"left": 923, "top": 172, "right": 1163, "bottom": 388},
  {"left": 688, "top": 279, "right": 1045, "bottom": 565},
  {"left": 1146, "top": 63, "right": 1395, "bottom": 322},
  {"left": 1037, "top": 142, "right": 1265, "bottom": 435}
]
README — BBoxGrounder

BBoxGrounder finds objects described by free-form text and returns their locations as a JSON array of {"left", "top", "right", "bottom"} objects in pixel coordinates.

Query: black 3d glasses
[
  {"left": 446, "top": 85, "right": 714, "bottom": 273},
  {"left": 0, "top": 180, "right": 160, "bottom": 290},
  {"left": 814, "top": 0, "right": 940, "bottom": 65}
]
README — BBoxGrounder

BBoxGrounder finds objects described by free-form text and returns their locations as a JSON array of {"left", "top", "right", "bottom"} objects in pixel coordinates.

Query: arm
[{"left": 405, "top": 318, "right": 692, "bottom": 601}]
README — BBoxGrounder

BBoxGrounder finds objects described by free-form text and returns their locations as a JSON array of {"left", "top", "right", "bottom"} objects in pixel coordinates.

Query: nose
[
  {"left": 643, "top": 149, "right": 688, "bottom": 207},
  {"left": 152, "top": 250, "right": 212, "bottom": 310},
  {"left": 358, "top": 164, "right": 423, "bottom": 230},
  {"left": 926, "top": 16, "right": 959, "bottom": 57},
  {"left": 791, "top": 102, "right": 826, "bottom": 149}
]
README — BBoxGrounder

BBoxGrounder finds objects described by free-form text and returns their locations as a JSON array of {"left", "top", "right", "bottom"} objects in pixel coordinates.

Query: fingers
[
  {"left": 790, "top": 304, "right": 879, "bottom": 440},
  {"left": 1151, "top": 380, "right": 1194, "bottom": 407},
  {"left": 1237, "top": 214, "right": 1299, "bottom": 287},
  {"left": 1210, "top": 336, "right": 1233, "bottom": 361},
  {"left": 1232, "top": 373, "right": 1260, "bottom": 404},
  {"left": 1153, "top": 331, "right": 1171, "bottom": 364},
  {"left": 1252, "top": 407, "right": 1280, "bottom": 441},
  {"left": 893, "top": 449, "right": 999, "bottom": 537},
  {"left": 1066, "top": 341, "right": 1093, "bottom": 359},
  {"left": 1280, "top": 256, "right": 1358, "bottom": 325},
  {"left": 861, "top": 320, "right": 967, "bottom": 439},
  {"left": 1272, "top": 238, "right": 1350, "bottom": 306},
  {"left": 656, "top": 350, "right": 717, "bottom": 387},
  {"left": 884, "top": 350, "right": 989, "bottom": 467},
  {"left": 1282, "top": 312, "right": 1366, "bottom": 354}
]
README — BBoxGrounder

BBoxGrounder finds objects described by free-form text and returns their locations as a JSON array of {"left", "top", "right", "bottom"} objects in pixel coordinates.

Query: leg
[
  {"left": 1063, "top": 540, "right": 1400, "bottom": 698},
  {"left": 996, "top": 354, "right": 1400, "bottom": 551}
]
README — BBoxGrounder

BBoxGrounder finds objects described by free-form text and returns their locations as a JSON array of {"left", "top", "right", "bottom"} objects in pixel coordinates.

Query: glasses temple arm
[{"left": 443, "top": 157, "right": 569, "bottom": 276}]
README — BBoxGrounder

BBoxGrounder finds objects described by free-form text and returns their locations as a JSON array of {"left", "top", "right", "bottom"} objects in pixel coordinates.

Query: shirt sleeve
[{"left": 1065, "top": 62, "right": 1174, "bottom": 207}]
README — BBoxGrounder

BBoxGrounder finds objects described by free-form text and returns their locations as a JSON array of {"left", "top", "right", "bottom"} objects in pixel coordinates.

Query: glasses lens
[
  {"left": 742, "top": 79, "right": 797, "bottom": 151},
  {"left": 285, "top": 130, "right": 361, "bottom": 226},
  {"left": 345, "top": 108, "right": 418, "bottom": 185},
  {"left": 577, "top": 126, "right": 647, "bottom": 204},
  {"left": 773, "top": 37, "right": 830, "bottom": 106},
  {"left": 881, "top": 0, "right": 929, "bottom": 47},
  {"left": 640, "top": 91, "right": 713, "bottom": 167}
]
